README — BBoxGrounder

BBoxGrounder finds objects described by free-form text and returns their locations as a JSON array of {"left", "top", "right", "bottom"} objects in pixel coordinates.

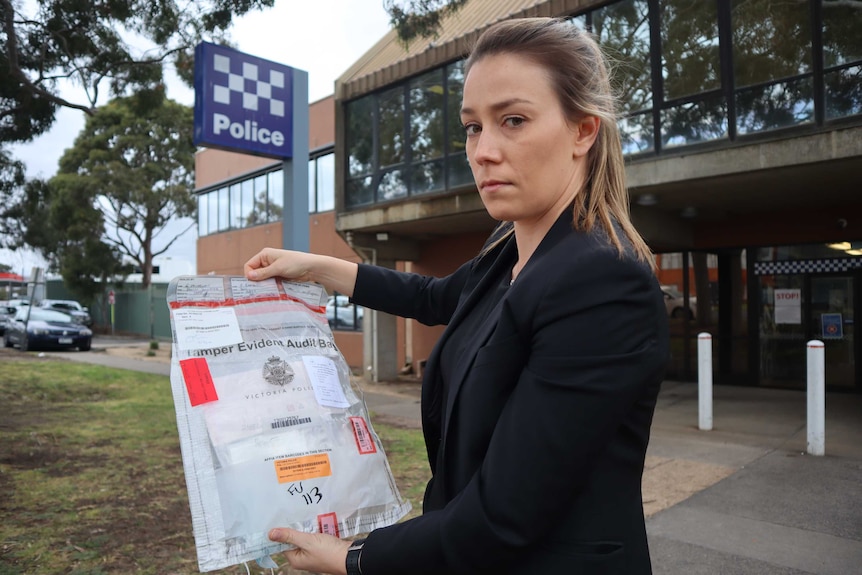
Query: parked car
[
  {"left": 0, "top": 302, "right": 13, "bottom": 335},
  {"left": 4, "top": 307, "right": 93, "bottom": 351},
  {"left": 661, "top": 285, "right": 696, "bottom": 320},
  {"left": 325, "top": 294, "right": 364, "bottom": 330},
  {"left": 39, "top": 299, "right": 93, "bottom": 326}
]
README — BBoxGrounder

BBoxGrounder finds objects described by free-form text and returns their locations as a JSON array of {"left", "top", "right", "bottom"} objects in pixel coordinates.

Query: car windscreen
[{"left": 27, "top": 308, "right": 74, "bottom": 323}]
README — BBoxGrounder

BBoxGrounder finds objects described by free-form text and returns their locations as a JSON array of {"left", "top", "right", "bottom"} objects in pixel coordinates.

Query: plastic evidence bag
[{"left": 167, "top": 275, "right": 411, "bottom": 572}]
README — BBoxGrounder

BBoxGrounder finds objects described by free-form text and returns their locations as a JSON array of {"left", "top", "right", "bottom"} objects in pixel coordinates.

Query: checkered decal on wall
[
  {"left": 211, "top": 54, "right": 286, "bottom": 118},
  {"left": 754, "top": 257, "right": 862, "bottom": 275}
]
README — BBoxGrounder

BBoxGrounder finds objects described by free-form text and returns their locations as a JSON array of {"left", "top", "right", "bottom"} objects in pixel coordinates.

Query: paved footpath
[{"left": 38, "top": 338, "right": 862, "bottom": 574}]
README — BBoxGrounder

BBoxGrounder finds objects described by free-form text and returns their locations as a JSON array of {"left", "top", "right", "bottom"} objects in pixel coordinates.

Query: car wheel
[
  {"left": 3, "top": 333, "right": 11, "bottom": 348},
  {"left": 23, "top": 335, "right": 33, "bottom": 352},
  {"left": 79, "top": 339, "right": 91, "bottom": 352}
]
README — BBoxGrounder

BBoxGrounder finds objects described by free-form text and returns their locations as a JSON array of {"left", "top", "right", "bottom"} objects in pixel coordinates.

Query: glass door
[{"left": 809, "top": 275, "right": 856, "bottom": 389}]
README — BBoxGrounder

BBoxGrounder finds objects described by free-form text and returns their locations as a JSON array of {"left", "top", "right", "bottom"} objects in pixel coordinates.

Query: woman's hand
[
  {"left": 244, "top": 248, "right": 316, "bottom": 283},
  {"left": 244, "top": 248, "right": 360, "bottom": 297},
  {"left": 269, "top": 528, "right": 351, "bottom": 575}
]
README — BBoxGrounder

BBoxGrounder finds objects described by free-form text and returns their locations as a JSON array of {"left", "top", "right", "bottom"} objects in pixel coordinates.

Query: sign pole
[{"left": 283, "top": 68, "right": 309, "bottom": 252}]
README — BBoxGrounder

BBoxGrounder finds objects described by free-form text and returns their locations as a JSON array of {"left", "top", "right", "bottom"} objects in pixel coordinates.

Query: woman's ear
[{"left": 572, "top": 116, "right": 600, "bottom": 158}]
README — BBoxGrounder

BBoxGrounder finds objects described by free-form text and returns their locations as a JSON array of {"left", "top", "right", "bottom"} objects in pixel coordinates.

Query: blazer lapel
[
  {"left": 438, "top": 237, "right": 517, "bottom": 441},
  {"left": 440, "top": 210, "right": 576, "bottom": 444}
]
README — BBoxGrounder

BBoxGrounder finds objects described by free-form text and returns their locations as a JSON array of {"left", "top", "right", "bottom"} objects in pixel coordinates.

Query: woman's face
[{"left": 460, "top": 52, "right": 594, "bottom": 227}]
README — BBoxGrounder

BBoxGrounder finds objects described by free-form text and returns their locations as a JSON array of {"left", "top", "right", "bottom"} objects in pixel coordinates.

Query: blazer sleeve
[
  {"left": 359, "top": 245, "right": 668, "bottom": 574},
  {"left": 350, "top": 260, "right": 474, "bottom": 326}
]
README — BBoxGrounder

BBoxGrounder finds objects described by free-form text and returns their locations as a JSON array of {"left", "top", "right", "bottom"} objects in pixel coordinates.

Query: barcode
[
  {"left": 271, "top": 416, "right": 312, "bottom": 429},
  {"left": 349, "top": 416, "right": 377, "bottom": 454}
]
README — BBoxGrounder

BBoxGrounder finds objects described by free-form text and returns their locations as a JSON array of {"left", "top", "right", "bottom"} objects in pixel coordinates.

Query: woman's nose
[{"left": 471, "top": 130, "right": 502, "bottom": 164}]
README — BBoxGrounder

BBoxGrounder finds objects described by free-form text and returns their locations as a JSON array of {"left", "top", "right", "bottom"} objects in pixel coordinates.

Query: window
[
  {"left": 822, "top": 0, "right": 862, "bottom": 119},
  {"left": 268, "top": 170, "right": 283, "bottom": 222},
  {"left": 343, "top": 61, "right": 474, "bottom": 209},
  {"left": 340, "top": 0, "right": 862, "bottom": 211},
  {"left": 309, "top": 151, "right": 335, "bottom": 213},
  {"left": 732, "top": 0, "right": 814, "bottom": 134},
  {"left": 196, "top": 167, "right": 289, "bottom": 237}
]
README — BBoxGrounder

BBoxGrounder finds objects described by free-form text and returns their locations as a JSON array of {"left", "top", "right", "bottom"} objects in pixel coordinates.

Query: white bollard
[
  {"left": 806, "top": 340, "right": 825, "bottom": 456},
  {"left": 697, "top": 332, "right": 713, "bottom": 431}
]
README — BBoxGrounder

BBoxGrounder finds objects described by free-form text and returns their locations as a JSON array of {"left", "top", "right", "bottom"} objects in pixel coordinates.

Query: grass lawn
[{"left": 0, "top": 356, "right": 428, "bottom": 575}]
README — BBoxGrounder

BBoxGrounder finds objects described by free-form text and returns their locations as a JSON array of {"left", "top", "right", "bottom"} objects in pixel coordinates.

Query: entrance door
[{"left": 809, "top": 275, "right": 856, "bottom": 389}]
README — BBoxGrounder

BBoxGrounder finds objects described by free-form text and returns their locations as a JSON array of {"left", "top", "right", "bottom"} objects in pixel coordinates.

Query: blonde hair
[{"left": 468, "top": 17, "right": 653, "bottom": 265}]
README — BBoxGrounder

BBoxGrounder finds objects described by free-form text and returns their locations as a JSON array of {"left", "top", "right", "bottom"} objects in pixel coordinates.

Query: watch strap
[{"left": 345, "top": 538, "right": 366, "bottom": 575}]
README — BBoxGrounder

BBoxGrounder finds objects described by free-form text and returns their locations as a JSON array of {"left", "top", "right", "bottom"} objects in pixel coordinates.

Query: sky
[{"left": 4, "top": 0, "right": 394, "bottom": 276}]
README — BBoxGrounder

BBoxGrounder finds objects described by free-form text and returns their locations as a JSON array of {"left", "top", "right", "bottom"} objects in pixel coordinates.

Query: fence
[{"left": 46, "top": 280, "right": 171, "bottom": 340}]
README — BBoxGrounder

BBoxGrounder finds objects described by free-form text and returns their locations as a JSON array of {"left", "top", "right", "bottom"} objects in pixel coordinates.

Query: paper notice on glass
[
  {"left": 774, "top": 289, "right": 801, "bottom": 324},
  {"left": 172, "top": 307, "right": 243, "bottom": 351}
]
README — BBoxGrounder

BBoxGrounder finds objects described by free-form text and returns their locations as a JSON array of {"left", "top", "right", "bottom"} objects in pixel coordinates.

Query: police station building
[{"left": 195, "top": 0, "right": 862, "bottom": 392}]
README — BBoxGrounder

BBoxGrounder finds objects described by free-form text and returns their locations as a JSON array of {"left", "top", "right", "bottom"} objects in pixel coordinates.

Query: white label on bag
[
  {"left": 173, "top": 307, "right": 243, "bottom": 351},
  {"left": 302, "top": 355, "right": 350, "bottom": 408},
  {"left": 175, "top": 276, "right": 226, "bottom": 302}
]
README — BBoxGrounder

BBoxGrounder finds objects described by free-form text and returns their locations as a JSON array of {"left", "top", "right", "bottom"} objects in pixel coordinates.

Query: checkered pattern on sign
[
  {"left": 754, "top": 257, "right": 862, "bottom": 275},
  {"left": 211, "top": 54, "right": 286, "bottom": 117}
]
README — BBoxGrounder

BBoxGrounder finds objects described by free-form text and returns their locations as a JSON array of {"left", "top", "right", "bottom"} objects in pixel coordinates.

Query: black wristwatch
[{"left": 346, "top": 537, "right": 366, "bottom": 575}]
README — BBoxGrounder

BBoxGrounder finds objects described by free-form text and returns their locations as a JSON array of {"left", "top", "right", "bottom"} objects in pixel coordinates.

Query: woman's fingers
[{"left": 268, "top": 528, "right": 351, "bottom": 575}]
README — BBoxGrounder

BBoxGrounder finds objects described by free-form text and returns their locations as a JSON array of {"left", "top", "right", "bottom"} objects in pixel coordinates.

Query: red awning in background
[{"left": 0, "top": 272, "right": 25, "bottom": 282}]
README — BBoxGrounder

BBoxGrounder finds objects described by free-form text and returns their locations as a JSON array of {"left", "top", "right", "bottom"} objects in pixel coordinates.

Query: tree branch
[{"left": 2, "top": 0, "right": 97, "bottom": 115}]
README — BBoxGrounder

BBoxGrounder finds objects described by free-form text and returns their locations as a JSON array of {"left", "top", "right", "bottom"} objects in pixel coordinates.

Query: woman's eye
[
  {"left": 463, "top": 123, "right": 481, "bottom": 136},
  {"left": 504, "top": 116, "right": 525, "bottom": 128}
]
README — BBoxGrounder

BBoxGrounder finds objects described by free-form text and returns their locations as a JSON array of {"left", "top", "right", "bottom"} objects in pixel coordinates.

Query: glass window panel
[
  {"left": 661, "top": 94, "right": 728, "bottom": 147},
  {"left": 308, "top": 158, "right": 316, "bottom": 212},
  {"left": 346, "top": 176, "right": 374, "bottom": 208},
  {"left": 735, "top": 77, "right": 814, "bottom": 135},
  {"left": 446, "top": 61, "right": 466, "bottom": 156},
  {"left": 217, "top": 186, "right": 229, "bottom": 231},
  {"left": 198, "top": 194, "right": 208, "bottom": 236},
  {"left": 411, "top": 159, "right": 445, "bottom": 195},
  {"left": 592, "top": 0, "right": 653, "bottom": 113},
  {"left": 377, "top": 169, "right": 407, "bottom": 202},
  {"left": 378, "top": 85, "right": 406, "bottom": 167},
  {"left": 825, "top": 65, "right": 862, "bottom": 119},
  {"left": 241, "top": 178, "right": 254, "bottom": 226},
  {"left": 447, "top": 152, "right": 473, "bottom": 189},
  {"left": 410, "top": 68, "right": 445, "bottom": 162},
  {"left": 268, "top": 170, "right": 284, "bottom": 223},
  {"left": 732, "top": 0, "right": 812, "bottom": 89},
  {"left": 230, "top": 183, "right": 242, "bottom": 228},
  {"left": 822, "top": 0, "right": 862, "bottom": 68},
  {"left": 567, "top": 14, "right": 587, "bottom": 30},
  {"left": 316, "top": 153, "right": 335, "bottom": 212},
  {"left": 619, "top": 112, "right": 655, "bottom": 155},
  {"left": 248, "top": 175, "right": 265, "bottom": 225},
  {"left": 660, "top": 0, "right": 721, "bottom": 101},
  {"left": 208, "top": 190, "right": 218, "bottom": 234},
  {"left": 346, "top": 95, "right": 374, "bottom": 177}
]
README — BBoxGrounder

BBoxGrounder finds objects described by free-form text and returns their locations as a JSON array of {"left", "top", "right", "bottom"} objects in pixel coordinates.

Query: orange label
[{"left": 274, "top": 454, "right": 332, "bottom": 483}]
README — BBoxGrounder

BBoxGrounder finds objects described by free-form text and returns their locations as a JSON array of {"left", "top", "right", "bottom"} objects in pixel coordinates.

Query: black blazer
[{"left": 352, "top": 212, "right": 669, "bottom": 575}]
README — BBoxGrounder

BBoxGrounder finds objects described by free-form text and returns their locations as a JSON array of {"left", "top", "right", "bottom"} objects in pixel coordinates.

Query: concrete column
[{"left": 362, "top": 258, "right": 399, "bottom": 383}]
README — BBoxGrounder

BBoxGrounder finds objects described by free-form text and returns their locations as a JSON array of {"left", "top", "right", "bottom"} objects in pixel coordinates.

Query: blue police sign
[{"left": 193, "top": 42, "right": 294, "bottom": 158}]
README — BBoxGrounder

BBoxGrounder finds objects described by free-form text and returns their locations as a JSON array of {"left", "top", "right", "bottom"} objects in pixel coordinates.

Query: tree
[
  {"left": 1, "top": 0, "right": 276, "bottom": 140},
  {"left": 51, "top": 95, "right": 197, "bottom": 288},
  {"left": 385, "top": 0, "right": 468, "bottom": 45}
]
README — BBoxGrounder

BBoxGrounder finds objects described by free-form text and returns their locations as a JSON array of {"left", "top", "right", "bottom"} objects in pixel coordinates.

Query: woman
[{"left": 245, "top": 17, "right": 669, "bottom": 575}]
